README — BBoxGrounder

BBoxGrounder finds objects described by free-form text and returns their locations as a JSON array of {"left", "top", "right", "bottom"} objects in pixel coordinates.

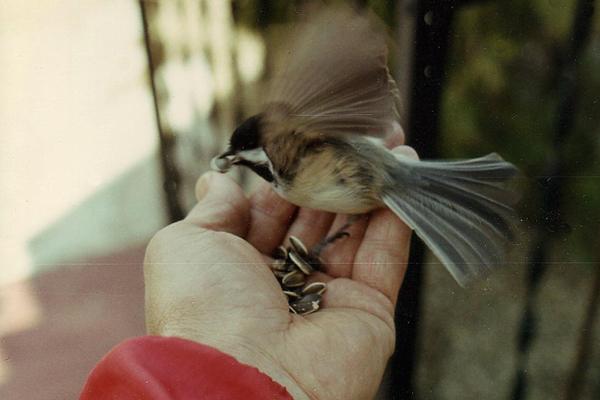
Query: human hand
[{"left": 144, "top": 145, "right": 416, "bottom": 400}]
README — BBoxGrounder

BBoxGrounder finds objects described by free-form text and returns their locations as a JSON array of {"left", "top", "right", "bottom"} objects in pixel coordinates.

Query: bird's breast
[{"left": 271, "top": 142, "right": 384, "bottom": 214}]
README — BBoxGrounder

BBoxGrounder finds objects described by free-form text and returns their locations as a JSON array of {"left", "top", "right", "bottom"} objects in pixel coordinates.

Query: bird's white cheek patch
[{"left": 238, "top": 148, "right": 271, "bottom": 164}]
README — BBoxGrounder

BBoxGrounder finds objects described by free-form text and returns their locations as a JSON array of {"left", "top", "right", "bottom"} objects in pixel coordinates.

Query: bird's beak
[{"left": 210, "top": 150, "right": 238, "bottom": 173}]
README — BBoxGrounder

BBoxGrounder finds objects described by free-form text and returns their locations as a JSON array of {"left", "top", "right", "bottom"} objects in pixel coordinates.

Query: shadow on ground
[{"left": 0, "top": 245, "right": 146, "bottom": 400}]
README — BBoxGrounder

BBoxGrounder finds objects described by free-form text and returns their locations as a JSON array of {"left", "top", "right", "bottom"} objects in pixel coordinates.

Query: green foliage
[{"left": 442, "top": 0, "right": 600, "bottom": 261}]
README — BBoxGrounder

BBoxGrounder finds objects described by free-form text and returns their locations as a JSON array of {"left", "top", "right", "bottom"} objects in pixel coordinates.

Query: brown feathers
[
  {"left": 263, "top": 6, "right": 400, "bottom": 141},
  {"left": 211, "top": 6, "right": 520, "bottom": 286},
  {"left": 265, "top": 133, "right": 386, "bottom": 214}
]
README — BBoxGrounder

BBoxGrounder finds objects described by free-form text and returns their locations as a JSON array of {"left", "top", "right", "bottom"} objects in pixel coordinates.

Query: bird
[{"left": 210, "top": 6, "right": 519, "bottom": 286}]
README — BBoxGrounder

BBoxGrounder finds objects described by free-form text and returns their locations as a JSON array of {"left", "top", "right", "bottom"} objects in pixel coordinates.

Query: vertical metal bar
[
  {"left": 564, "top": 254, "right": 600, "bottom": 400},
  {"left": 511, "top": 0, "right": 595, "bottom": 399},
  {"left": 390, "top": 1, "right": 458, "bottom": 399},
  {"left": 394, "top": 0, "right": 417, "bottom": 126},
  {"left": 139, "top": 0, "right": 184, "bottom": 222}
]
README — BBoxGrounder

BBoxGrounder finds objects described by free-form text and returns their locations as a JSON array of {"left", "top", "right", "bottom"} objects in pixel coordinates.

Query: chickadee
[{"left": 211, "top": 7, "right": 519, "bottom": 286}]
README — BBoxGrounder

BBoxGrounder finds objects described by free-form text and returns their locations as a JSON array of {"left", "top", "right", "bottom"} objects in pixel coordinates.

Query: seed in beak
[{"left": 211, "top": 156, "right": 233, "bottom": 172}]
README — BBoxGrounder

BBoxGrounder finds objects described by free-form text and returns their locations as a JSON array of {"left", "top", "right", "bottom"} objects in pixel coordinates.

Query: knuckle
[{"left": 189, "top": 196, "right": 251, "bottom": 234}]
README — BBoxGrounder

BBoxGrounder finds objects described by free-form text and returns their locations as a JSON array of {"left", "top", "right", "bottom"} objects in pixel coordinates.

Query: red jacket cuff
[{"left": 80, "top": 336, "right": 293, "bottom": 400}]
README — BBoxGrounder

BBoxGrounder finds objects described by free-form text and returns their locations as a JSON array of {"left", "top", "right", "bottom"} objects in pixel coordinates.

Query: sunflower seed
[
  {"left": 282, "top": 270, "right": 305, "bottom": 287},
  {"left": 304, "top": 253, "right": 324, "bottom": 271},
  {"left": 212, "top": 156, "right": 232, "bottom": 172},
  {"left": 283, "top": 290, "right": 300, "bottom": 299},
  {"left": 301, "top": 282, "right": 327, "bottom": 296},
  {"left": 284, "top": 260, "right": 298, "bottom": 272},
  {"left": 290, "top": 293, "right": 321, "bottom": 315},
  {"left": 289, "top": 250, "right": 314, "bottom": 275},
  {"left": 270, "top": 258, "right": 288, "bottom": 272},
  {"left": 268, "top": 235, "right": 329, "bottom": 315},
  {"left": 272, "top": 246, "right": 288, "bottom": 260},
  {"left": 273, "top": 270, "right": 288, "bottom": 279},
  {"left": 288, "top": 236, "right": 308, "bottom": 257}
]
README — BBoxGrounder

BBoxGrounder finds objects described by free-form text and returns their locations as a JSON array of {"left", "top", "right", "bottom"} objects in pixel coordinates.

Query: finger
[
  {"left": 247, "top": 181, "right": 297, "bottom": 254},
  {"left": 317, "top": 278, "right": 395, "bottom": 335},
  {"left": 185, "top": 172, "right": 251, "bottom": 237},
  {"left": 284, "top": 208, "right": 335, "bottom": 250},
  {"left": 384, "top": 122, "right": 405, "bottom": 149},
  {"left": 391, "top": 145, "right": 419, "bottom": 160},
  {"left": 320, "top": 215, "right": 369, "bottom": 279},
  {"left": 352, "top": 208, "right": 412, "bottom": 306},
  {"left": 304, "top": 271, "right": 333, "bottom": 284}
]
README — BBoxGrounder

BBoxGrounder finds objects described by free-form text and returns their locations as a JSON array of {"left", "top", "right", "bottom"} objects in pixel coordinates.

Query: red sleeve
[{"left": 80, "top": 336, "right": 293, "bottom": 400}]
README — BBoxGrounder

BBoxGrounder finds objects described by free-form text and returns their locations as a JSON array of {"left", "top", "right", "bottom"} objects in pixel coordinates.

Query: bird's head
[{"left": 210, "top": 114, "right": 275, "bottom": 182}]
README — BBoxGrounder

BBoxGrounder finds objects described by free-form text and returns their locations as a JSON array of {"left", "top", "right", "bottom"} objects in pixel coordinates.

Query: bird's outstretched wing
[{"left": 263, "top": 6, "right": 400, "bottom": 139}]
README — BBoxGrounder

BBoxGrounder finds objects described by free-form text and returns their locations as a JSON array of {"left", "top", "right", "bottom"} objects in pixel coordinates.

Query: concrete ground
[
  {"left": 0, "top": 245, "right": 147, "bottom": 400},
  {"left": 416, "top": 253, "right": 600, "bottom": 400},
  {"left": 0, "top": 2, "right": 163, "bottom": 398}
]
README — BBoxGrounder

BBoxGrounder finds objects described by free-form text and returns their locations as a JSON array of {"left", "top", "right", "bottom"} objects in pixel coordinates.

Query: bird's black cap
[{"left": 229, "top": 114, "right": 263, "bottom": 151}]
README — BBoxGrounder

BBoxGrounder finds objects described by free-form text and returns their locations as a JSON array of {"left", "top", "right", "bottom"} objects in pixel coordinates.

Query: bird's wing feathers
[{"left": 264, "top": 7, "right": 400, "bottom": 139}]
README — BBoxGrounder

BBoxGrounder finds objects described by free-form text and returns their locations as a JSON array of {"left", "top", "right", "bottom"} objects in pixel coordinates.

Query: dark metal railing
[
  {"left": 390, "top": 1, "right": 458, "bottom": 399},
  {"left": 511, "top": 1, "right": 596, "bottom": 399}
]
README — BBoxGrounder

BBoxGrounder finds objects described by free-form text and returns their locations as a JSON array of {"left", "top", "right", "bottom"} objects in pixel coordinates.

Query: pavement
[{"left": 0, "top": 245, "right": 147, "bottom": 400}]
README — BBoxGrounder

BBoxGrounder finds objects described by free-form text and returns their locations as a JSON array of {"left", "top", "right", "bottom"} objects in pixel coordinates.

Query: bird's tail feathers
[{"left": 382, "top": 153, "right": 519, "bottom": 286}]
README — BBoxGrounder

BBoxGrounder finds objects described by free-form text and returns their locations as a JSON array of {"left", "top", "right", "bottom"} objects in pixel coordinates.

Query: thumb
[{"left": 184, "top": 172, "right": 251, "bottom": 237}]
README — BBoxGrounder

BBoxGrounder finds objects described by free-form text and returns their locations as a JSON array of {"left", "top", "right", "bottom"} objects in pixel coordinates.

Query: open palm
[{"left": 144, "top": 167, "right": 412, "bottom": 400}]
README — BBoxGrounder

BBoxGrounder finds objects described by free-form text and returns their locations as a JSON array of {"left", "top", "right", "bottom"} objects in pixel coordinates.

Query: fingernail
[
  {"left": 195, "top": 173, "right": 212, "bottom": 202},
  {"left": 392, "top": 145, "right": 420, "bottom": 160}
]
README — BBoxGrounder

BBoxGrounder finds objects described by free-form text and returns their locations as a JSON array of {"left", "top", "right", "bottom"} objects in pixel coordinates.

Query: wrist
[{"left": 154, "top": 322, "right": 311, "bottom": 400}]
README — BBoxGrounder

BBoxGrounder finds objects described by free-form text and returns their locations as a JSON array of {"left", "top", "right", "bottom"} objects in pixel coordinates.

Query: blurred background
[{"left": 0, "top": 0, "right": 598, "bottom": 399}]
